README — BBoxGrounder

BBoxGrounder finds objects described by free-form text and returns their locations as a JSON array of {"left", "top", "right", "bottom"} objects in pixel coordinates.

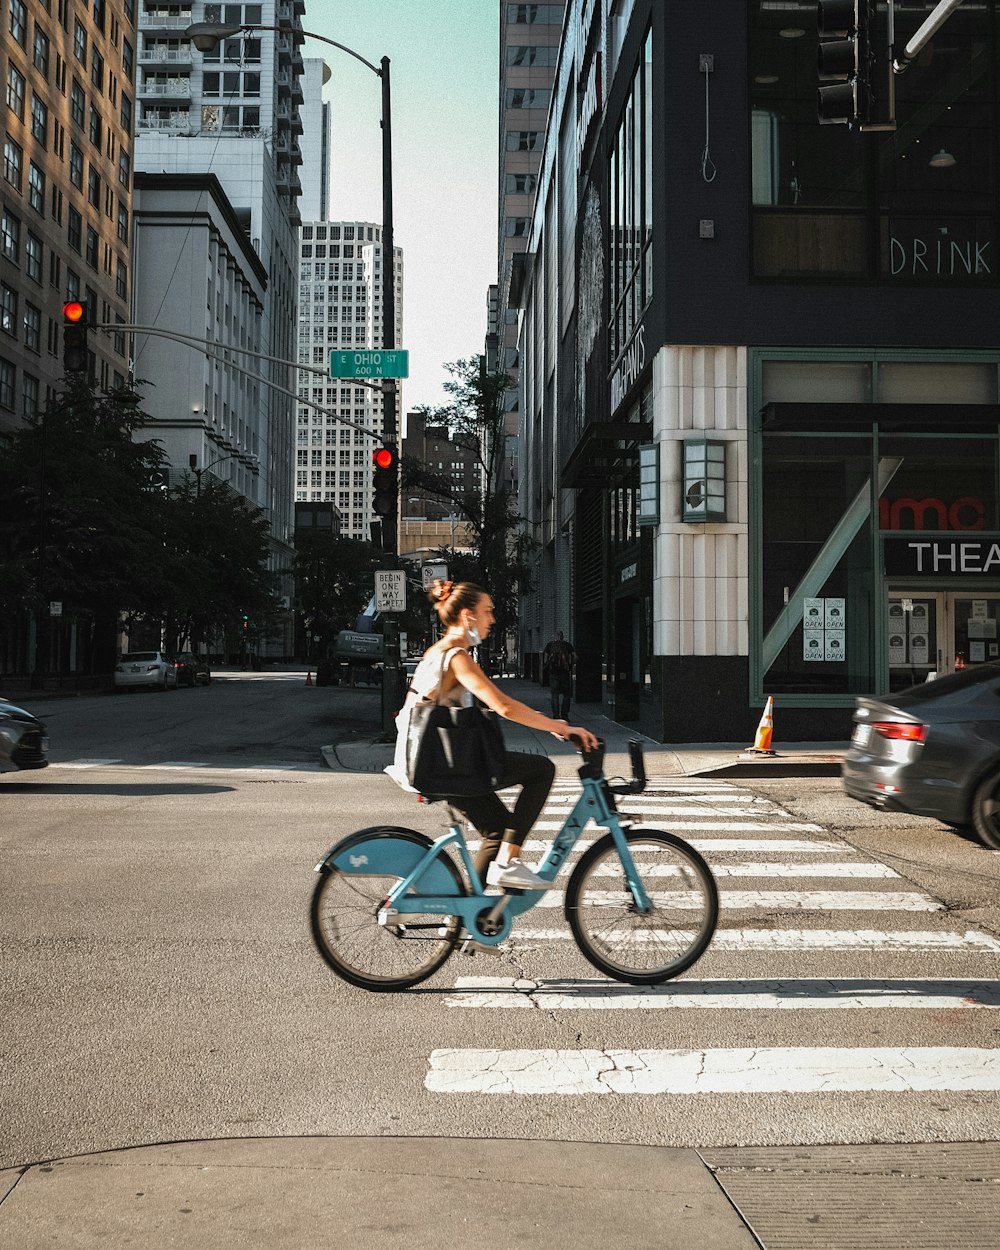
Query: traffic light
[
  {"left": 817, "top": 1, "right": 894, "bottom": 131},
  {"left": 62, "top": 300, "right": 89, "bottom": 373},
  {"left": 372, "top": 445, "right": 398, "bottom": 516}
]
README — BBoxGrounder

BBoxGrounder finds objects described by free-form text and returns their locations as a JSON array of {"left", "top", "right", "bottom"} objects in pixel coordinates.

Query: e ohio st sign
[{"left": 885, "top": 536, "right": 1000, "bottom": 577}]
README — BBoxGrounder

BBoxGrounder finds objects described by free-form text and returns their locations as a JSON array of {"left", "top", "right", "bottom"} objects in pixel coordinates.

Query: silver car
[
  {"left": 0, "top": 700, "right": 49, "bottom": 773},
  {"left": 114, "top": 651, "right": 178, "bottom": 692}
]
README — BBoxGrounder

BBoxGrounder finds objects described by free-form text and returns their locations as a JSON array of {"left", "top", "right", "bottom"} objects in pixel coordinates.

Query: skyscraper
[{"left": 295, "top": 220, "right": 402, "bottom": 543}]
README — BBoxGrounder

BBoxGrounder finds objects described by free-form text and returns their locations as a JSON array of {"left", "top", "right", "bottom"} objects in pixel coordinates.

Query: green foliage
[
  {"left": 400, "top": 356, "right": 536, "bottom": 642},
  {"left": 0, "top": 380, "right": 277, "bottom": 661},
  {"left": 293, "top": 530, "right": 383, "bottom": 654}
]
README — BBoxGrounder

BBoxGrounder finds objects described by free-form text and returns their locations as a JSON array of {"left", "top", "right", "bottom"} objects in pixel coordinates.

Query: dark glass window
[{"left": 749, "top": 0, "right": 998, "bottom": 283}]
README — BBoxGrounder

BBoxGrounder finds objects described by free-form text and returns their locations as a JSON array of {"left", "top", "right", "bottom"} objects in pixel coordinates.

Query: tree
[
  {"left": 293, "top": 530, "right": 383, "bottom": 661},
  {"left": 0, "top": 380, "right": 172, "bottom": 675},
  {"left": 401, "top": 357, "right": 536, "bottom": 648}
]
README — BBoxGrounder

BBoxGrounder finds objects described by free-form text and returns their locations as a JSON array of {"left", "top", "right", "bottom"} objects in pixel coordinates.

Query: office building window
[
  {"left": 506, "top": 172, "right": 537, "bottom": 194},
  {"left": 25, "top": 232, "right": 41, "bottom": 282},
  {"left": 67, "top": 207, "right": 82, "bottom": 252},
  {"left": 89, "top": 102, "right": 101, "bottom": 145},
  {"left": 505, "top": 130, "right": 543, "bottom": 152},
  {"left": 507, "top": 5, "right": 563, "bottom": 25},
  {"left": 505, "top": 88, "right": 551, "bottom": 110},
  {"left": 117, "top": 202, "right": 128, "bottom": 241},
  {"left": 6, "top": 66, "right": 25, "bottom": 120},
  {"left": 74, "top": 18, "right": 87, "bottom": 63},
  {"left": 0, "top": 358, "right": 14, "bottom": 409},
  {"left": 23, "top": 302, "right": 40, "bottom": 352},
  {"left": 608, "top": 26, "right": 653, "bottom": 361},
  {"left": 505, "top": 44, "right": 557, "bottom": 67},
  {"left": 87, "top": 166, "right": 101, "bottom": 208},
  {"left": 70, "top": 79, "right": 85, "bottom": 126},
  {"left": 91, "top": 47, "right": 104, "bottom": 90},
  {"left": 9, "top": 0, "right": 27, "bottom": 46},
  {"left": 1, "top": 207, "right": 18, "bottom": 261},
  {"left": 27, "top": 161, "right": 44, "bottom": 213},
  {"left": 30, "top": 95, "right": 47, "bottom": 145},
  {"left": 3, "top": 137, "right": 23, "bottom": 190},
  {"left": 69, "top": 141, "right": 83, "bottom": 187},
  {"left": 33, "top": 27, "right": 50, "bottom": 77},
  {"left": 22, "top": 371, "right": 38, "bottom": 416},
  {"left": 1, "top": 284, "right": 17, "bottom": 337}
]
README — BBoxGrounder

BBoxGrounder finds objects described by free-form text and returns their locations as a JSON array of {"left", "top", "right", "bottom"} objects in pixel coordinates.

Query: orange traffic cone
[
  {"left": 747, "top": 695, "right": 775, "bottom": 754},
  {"left": 305, "top": 671, "right": 313, "bottom": 686}
]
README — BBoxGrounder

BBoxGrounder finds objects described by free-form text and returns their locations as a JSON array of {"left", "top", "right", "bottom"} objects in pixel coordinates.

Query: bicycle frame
[{"left": 326, "top": 769, "right": 654, "bottom": 948}]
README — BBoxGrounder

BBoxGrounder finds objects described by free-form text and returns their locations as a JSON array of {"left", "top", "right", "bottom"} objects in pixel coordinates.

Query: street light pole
[
  {"left": 185, "top": 19, "right": 403, "bottom": 730},
  {"left": 189, "top": 452, "right": 257, "bottom": 496}
]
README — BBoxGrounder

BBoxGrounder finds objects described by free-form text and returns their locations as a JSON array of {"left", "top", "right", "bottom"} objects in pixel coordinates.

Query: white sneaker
[{"left": 486, "top": 857, "right": 549, "bottom": 890}]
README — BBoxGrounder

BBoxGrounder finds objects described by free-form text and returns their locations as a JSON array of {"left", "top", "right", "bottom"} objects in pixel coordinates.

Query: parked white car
[{"left": 114, "top": 652, "right": 178, "bottom": 692}]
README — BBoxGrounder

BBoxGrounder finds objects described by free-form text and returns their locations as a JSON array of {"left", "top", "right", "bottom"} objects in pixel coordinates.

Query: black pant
[
  {"left": 446, "top": 751, "right": 556, "bottom": 886},
  {"left": 550, "top": 673, "right": 572, "bottom": 719}
]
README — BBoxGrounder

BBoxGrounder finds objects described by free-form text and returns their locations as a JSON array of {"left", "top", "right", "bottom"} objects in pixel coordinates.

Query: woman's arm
[{"left": 449, "top": 650, "right": 599, "bottom": 750}]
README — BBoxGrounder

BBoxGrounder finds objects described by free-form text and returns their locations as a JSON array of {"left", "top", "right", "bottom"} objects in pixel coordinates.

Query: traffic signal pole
[{"left": 378, "top": 54, "right": 404, "bottom": 735}]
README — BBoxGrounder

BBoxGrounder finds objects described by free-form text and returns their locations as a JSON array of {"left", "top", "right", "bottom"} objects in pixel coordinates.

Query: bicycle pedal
[{"left": 460, "top": 938, "right": 507, "bottom": 958}]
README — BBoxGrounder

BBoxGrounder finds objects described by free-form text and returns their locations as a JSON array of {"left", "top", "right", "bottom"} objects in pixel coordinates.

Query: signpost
[{"left": 330, "top": 349, "right": 409, "bottom": 379}]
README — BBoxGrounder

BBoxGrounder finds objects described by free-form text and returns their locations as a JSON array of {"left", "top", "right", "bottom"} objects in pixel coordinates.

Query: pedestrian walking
[{"left": 543, "top": 630, "right": 576, "bottom": 719}]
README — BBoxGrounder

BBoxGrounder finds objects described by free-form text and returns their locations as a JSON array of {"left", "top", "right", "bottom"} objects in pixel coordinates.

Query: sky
[{"left": 307, "top": 1, "right": 500, "bottom": 413}]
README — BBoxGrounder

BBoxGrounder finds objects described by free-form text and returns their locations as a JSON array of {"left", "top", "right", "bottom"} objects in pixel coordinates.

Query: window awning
[{"left": 560, "top": 421, "right": 653, "bottom": 488}]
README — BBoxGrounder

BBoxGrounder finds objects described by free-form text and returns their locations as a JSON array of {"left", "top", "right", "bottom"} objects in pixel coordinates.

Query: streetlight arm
[{"left": 183, "top": 22, "right": 381, "bottom": 76}]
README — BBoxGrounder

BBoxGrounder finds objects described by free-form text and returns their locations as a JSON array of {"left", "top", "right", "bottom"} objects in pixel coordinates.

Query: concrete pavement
[
  {"left": 322, "top": 675, "right": 847, "bottom": 779},
  {"left": 10, "top": 673, "right": 998, "bottom": 1248}
]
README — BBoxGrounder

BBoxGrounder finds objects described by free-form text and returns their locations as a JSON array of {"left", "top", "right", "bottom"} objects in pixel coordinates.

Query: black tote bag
[{"left": 404, "top": 654, "right": 506, "bottom": 797}]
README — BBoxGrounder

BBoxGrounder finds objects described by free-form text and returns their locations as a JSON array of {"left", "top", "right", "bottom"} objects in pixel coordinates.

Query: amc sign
[{"left": 879, "top": 496, "right": 986, "bottom": 531}]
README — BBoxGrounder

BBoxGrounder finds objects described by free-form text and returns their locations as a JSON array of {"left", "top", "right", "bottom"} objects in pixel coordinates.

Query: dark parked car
[
  {"left": 170, "top": 653, "right": 212, "bottom": 687},
  {"left": 842, "top": 663, "right": 1000, "bottom": 849},
  {"left": 0, "top": 700, "right": 49, "bottom": 773}
]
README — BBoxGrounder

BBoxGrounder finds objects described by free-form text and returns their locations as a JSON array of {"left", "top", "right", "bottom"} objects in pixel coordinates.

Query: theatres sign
[{"left": 885, "top": 535, "right": 1000, "bottom": 577}]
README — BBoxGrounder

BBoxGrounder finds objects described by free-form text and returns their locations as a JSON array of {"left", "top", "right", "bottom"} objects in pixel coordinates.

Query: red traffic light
[
  {"left": 62, "top": 300, "right": 86, "bottom": 323},
  {"left": 373, "top": 446, "right": 395, "bottom": 469}
]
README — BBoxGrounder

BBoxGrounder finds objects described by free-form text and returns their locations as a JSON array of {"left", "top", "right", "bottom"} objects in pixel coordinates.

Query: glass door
[
  {"left": 888, "top": 592, "right": 1000, "bottom": 690},
  {"left": 887, "top": 594, "right": 941, "bottom": 692}
]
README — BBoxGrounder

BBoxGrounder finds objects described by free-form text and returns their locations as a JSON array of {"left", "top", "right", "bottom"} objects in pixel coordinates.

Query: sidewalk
[
  {"left": 323, "top": 675, "right": 846, "bottom": 779},
  {"left": 3, "top": 1135, "right": 997, "bottom": 1249}
]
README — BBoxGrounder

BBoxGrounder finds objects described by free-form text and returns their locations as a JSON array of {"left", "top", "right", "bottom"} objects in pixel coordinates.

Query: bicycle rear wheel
[
  {"left": 311, "top": 828, "right": 464, "bottom": 991},
  {"left": 566, "top": 828, "right": 718, "bottom": 985}
]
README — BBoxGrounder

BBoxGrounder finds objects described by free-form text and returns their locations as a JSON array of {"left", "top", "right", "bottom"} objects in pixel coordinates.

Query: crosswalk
[
  {"left": 423, "top": 777, "right": 1000, "bottom": 1103},
  {"left": 50, "top": 757, "right": 322, "bottom": 772}
]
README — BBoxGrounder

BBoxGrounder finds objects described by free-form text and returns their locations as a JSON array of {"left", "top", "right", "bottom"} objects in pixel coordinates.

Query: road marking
[
  {"left": 531, "top": 890, "right": 941, "bottom": 910},
  {"left": 583, "top": 861, "right": 902, "bottom": 879},
  {"left": 444, "top": 976, "right": 1000, "bottom": 1010},
  {"left": 535, "top": 819, "right": 827, "bottom": 832},
  {"left": 468, "top": 837, "right": 846, "bottom": 854},
  {"left": 56, "top": 758, "right": 123, "bottom": 767},
  {"left": 425, "top": 1047, "right": 1000, "bottom": 1095},
  {"left": 512, "top": 928, "right": 1000, "bottom": 950}
]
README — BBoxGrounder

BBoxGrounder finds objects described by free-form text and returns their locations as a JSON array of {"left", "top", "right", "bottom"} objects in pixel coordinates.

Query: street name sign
[
  {"left": 375, "top": 570, "right": 407, "bottom": 613},
  {"left": 330, "top": 349, "right": 409, "bottom": 379}
]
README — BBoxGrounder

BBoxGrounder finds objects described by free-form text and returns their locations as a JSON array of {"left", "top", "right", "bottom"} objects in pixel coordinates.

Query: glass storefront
[{"left": 755, "top": 354, "right": 1000, "bottom": 702}]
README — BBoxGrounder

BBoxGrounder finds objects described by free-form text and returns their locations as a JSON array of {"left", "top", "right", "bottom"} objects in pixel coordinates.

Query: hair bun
[{"left": 432, "top": 578, "right": 454, "bottom": 604}]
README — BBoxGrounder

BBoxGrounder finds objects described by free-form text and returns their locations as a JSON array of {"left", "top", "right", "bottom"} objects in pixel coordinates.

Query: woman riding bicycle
[{"left": 385, "top": 580, "right": 599, "bottom": 890}]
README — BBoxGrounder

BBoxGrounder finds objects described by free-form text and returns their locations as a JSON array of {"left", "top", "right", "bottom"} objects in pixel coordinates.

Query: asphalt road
[{"left": 3, "top": 673, "right": 1000, "bottom": 1169}]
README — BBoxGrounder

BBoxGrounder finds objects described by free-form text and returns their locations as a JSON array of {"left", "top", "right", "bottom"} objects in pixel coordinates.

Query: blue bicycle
[{"left": 311, "top": 739, "right": 719, "bottom": 991}]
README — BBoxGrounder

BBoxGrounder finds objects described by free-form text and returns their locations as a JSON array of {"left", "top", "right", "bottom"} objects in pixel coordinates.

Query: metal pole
[
  {"left": 378, "top": 55, "right": 403, "bottom": 733},
  {"left": 893, "top": 0, "right": 965, "bottom": 73}
]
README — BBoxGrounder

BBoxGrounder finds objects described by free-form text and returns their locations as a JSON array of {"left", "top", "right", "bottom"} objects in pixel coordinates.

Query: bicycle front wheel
[
  {"left": 311, "top": 828, "right": 464, "bottom": 991},
  {"left": 566, "top": 828, "right": 719, "bottom": 985}
]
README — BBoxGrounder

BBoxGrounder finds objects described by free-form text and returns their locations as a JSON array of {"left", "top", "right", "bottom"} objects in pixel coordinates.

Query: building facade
[
  {"left": 132, "top": 0, "right": 305, "bottom": 654},
  {"left": 294, "top": 219, "right": 403, "bottom": 542},
  {"left": 1, "top": 0, "right": 136, "bottom": 436},
  {"left": 496, "top": 3, "right": 566, "bottom": 512},
  {"left": 516, "top": 0, "right": 1000, "bottom": 742}
]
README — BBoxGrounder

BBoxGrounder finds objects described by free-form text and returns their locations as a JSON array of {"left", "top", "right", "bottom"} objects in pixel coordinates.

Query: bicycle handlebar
[{"left": 568, "top": 736, "right": 647, "bottom": 795}]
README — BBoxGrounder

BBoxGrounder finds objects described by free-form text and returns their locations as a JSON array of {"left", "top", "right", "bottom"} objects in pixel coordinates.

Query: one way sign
[{"left": 374, "top": 570, "right": 407, "bottom": 612}]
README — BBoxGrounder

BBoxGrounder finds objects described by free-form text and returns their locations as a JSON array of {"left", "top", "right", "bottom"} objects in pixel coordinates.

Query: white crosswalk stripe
[
  {"left": 426, "top": 1048, "right": 1000, "bottom": 1095},
  {"left": 423, "top": 776, "right": 994, "bottom": 1107}
]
